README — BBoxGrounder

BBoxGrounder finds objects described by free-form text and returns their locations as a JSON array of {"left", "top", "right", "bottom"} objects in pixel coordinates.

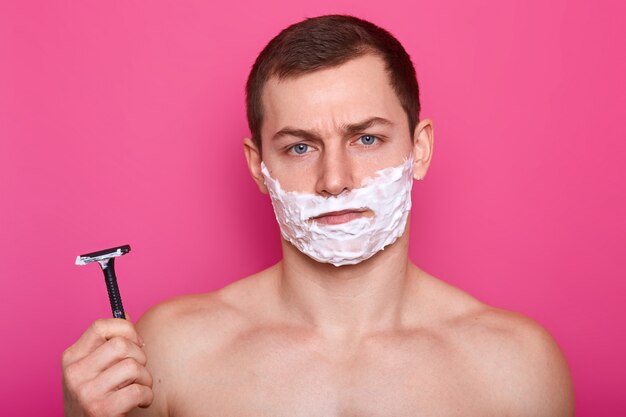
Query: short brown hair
[{"left": 245, "top": 14, "right": 421, "bottom": 152}]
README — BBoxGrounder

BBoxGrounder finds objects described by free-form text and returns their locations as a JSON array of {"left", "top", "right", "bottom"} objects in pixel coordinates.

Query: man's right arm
[{"left": 125, "top": 305, "right": 175, "bottom": 417}]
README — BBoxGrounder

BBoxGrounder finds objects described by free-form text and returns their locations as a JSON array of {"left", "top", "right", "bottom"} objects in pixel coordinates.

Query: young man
[{"left": 62, "top": 15, "right": 574, "bottom": 416}]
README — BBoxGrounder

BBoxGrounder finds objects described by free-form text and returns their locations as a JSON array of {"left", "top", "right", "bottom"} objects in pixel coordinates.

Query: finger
[
  {"left": 62, "top": 336, "right": 147, "bottom": 391},
  {"left": 64, "top": 319, "right": 143, "bottom": 366},
  {"left": 106, "top": 383, "right": 154, "bottom": 414},
  {"left": 93, "top": 357, "right": 153, "bottom": 394},
  {"left": 75, "top": 336, "right": 147, "bottom": 380}
]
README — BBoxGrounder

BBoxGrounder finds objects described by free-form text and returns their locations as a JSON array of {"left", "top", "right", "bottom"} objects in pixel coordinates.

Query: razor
[{"left": 75, "top": 245, "right": 131, "bottom": 319}]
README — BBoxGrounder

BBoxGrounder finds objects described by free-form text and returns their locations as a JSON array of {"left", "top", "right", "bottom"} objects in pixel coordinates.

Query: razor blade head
[{"left": 75, "top": 245, "right": 131, "bottom": 266}]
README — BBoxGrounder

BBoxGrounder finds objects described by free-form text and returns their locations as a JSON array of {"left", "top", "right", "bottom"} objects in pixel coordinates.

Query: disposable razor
[{"left": 75, "top": 245, "right": 131, "bottom": 319}]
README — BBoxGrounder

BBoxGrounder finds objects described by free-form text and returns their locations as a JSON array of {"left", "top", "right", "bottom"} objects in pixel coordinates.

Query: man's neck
[{"left": 275, "top": 229, "right": 414, "bottom": 342}]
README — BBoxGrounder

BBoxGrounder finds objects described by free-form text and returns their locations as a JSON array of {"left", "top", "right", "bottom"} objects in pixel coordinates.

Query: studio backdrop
[{"left": 0, "top": 0, "right": 624, "bottom": 415}]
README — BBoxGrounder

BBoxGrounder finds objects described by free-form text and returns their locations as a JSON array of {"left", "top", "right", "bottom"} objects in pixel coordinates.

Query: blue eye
[
  {"left": 291, "top": 143, "right": 309, "bottom": 155},
  {"left": 359, "top": 135, "right": 378, "bottom": 145}
]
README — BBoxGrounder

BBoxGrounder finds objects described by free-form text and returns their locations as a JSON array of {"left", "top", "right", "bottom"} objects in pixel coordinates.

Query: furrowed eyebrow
[
  {"left": 272, "top": 117, "right": 393, "bottom": 142},
  {"left": 272, "top": 127, "right": 323, "bottom": 142},
  {"left": 341, "top": 117, "right": 393, "bottom": 136}
]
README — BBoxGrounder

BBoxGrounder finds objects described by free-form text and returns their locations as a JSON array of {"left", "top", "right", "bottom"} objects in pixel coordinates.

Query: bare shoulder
[
  {"left": 464, "top": 306, "right": 574, "bottom": 416},
  {"left": 415, "top": 270, "right": 574, "bottom": 416},
  {"left": 136, "top": 266, "right": 276, "bottom": 352},
  {"left": 129, "top": 265, "right": 277, "bottom": 416}
]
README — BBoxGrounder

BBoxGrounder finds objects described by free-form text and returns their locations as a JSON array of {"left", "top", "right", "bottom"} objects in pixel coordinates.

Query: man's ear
[
  {"left": 243, "top": 137, "right": 269, "bottom": 194},
  {"left": 412, "top": 119, "right": 434, "bottom": 181}
]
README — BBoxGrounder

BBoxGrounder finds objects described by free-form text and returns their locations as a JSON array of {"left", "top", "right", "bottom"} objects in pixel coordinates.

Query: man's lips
[{"left": 311, "top": 209, "right": 370, "bottom": 225}]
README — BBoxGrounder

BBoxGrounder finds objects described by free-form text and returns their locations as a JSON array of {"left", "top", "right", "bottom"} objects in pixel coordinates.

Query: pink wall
[{"left": 1, "top": 0, "right": 624, "bottom": 414}]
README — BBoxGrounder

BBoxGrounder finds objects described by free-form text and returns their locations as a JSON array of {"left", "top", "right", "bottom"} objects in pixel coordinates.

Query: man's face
[{"left": 259, "top": 53, "right": 415, "bottom": 201}]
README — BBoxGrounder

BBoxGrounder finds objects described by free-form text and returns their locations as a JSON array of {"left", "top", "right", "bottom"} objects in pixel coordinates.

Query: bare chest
[{"left": 169, "top": 333, "right": 496, "bottom": 417}]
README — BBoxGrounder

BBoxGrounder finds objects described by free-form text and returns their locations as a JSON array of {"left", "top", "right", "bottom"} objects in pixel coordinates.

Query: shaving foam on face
[{"left": 261, "top": 154, "right": 414, "bottom": 266}]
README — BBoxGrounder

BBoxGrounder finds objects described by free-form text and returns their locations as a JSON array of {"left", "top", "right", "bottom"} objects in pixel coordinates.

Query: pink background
[{"left": 1, "top": 0, "right": 624, "bottom": 415}]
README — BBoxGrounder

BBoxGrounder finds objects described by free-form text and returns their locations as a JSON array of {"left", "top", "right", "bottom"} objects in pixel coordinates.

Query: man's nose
[{"left": 315, "top": 149, "right": 355, "bottom": 197}]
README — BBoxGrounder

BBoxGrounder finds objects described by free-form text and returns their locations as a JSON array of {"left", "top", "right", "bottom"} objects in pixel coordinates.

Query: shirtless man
[{"left": 62, "top": 15, "right": 574, "bottom": 416}]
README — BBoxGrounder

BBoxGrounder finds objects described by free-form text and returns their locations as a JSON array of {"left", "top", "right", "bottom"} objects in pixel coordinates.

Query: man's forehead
[{"left": 260, "top": 54, "right": 403, "bottom": 133}]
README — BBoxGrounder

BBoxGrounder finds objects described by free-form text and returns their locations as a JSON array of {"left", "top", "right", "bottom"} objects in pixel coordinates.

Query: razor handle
[{"left": 102, "top": 257, "right": 125, "bottom": 319}]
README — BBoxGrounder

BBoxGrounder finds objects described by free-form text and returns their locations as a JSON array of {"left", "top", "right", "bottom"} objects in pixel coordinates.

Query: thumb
[{"left": 124, "top": 311, "right": 133, "bottom": 322}]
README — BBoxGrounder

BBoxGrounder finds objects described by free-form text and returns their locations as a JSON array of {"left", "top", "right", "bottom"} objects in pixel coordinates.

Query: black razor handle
[{"left": 102, "top": 257, "right": 125, "bottom": 319}]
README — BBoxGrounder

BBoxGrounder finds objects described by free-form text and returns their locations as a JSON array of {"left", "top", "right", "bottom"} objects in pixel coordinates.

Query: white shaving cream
[{"left": 260, "top": 154, "right": 414, "bottom": 266}]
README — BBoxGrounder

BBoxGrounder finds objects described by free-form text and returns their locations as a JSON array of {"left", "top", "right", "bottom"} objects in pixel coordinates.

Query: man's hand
[{"left": 62, "top": 316, "right": 153, "bottom": 416}]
